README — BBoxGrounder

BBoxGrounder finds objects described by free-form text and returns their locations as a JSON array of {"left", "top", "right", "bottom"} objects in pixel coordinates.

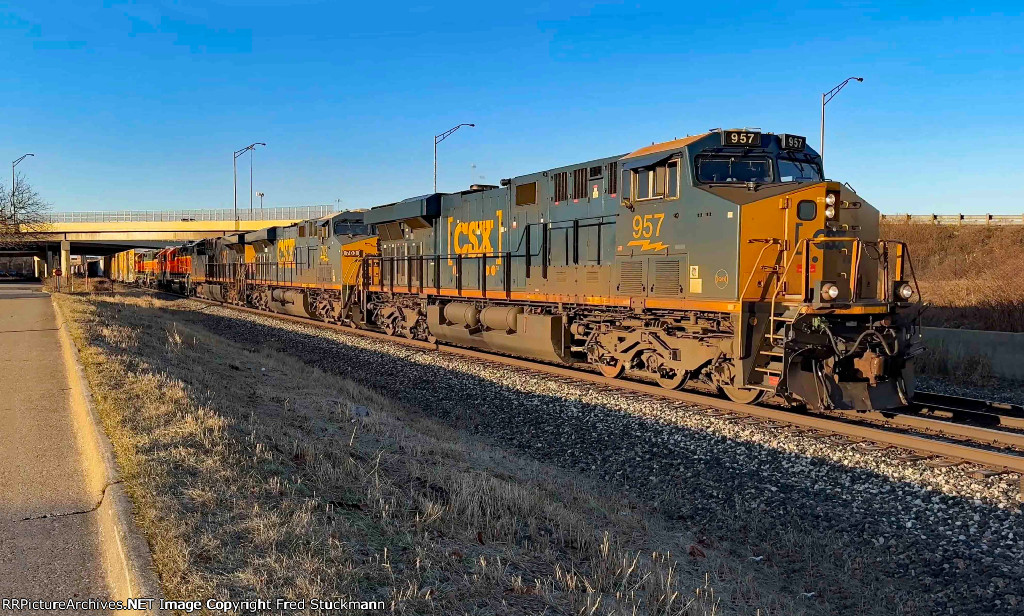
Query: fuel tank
[
  {"left": 198, "top": 283, "right": 225, "bottom": 303},
  {"left": 268, "top": 288, "right": 315, "bottom": 318},
  {"left": 427, "top": 303, "right": 569, "bottom": 363}
]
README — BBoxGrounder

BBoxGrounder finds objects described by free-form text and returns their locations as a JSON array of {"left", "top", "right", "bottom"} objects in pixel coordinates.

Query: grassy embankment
[
  {"left": 881, "top": 221, "right": 1024, "bottom": 332},
  {"left": 56, "top": 289, "right": 748, "bottom": 615},
  {"left": 881, "top": 222, "right": 1024, "bottom": 383}
]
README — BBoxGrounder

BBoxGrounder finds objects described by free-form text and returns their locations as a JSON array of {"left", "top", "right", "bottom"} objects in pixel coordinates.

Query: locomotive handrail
[
  {"left": 770, "top": 235, "right": 908, "bottom": 307},
  {"left": 512, "top": 216, "right": 616, "bottom": 266},
  {"left": 368, "top": 251, "right": 526, "bottom": 299},
  {"left": 875, "top": 239, "right": 917, "bottom": 304},
  {"left": 368, "top": 216, "right": 617, "bottom": 291},
  {"left": 787, "top": 236, "right": 862, "bottom": 303},
  {"left": 367, "top": 235, "right": 912, "bottom": 308},
  {"left": 739, "top": 238, "right": 783, "bottom": 301}
]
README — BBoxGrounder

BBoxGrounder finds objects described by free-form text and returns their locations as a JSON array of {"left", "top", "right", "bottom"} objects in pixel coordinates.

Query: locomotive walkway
[{"left": 0, "top": 282, "right": 112, "bottom": 605}]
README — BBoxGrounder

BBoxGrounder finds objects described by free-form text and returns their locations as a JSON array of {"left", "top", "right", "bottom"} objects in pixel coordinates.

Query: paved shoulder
[{"left": 0, "top": 285, "right": 112, "bottom": 609}]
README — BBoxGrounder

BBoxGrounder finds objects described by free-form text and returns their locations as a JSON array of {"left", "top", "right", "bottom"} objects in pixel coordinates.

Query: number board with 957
[
  {"left": 721, "top": 130, "right": 762, "bottom": 147},
  {"left": 779, "top": 133, "right": 807, "bottom": 150}
]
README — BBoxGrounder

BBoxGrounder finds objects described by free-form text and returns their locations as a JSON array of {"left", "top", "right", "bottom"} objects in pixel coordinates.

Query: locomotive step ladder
[
  {"left": 752, "top": 305, "right": 802, "bottom": 387},
  {"left": 742, "top": 236, "right": 816, "bottom": 392}
]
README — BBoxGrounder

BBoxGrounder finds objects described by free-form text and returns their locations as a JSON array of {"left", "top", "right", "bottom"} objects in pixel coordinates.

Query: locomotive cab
[
  {"left": 616, "top": 129, "right": 921, "bottom": 409},
  {"left": 694, "top": 130, "right": 922, "bottom": 409}
]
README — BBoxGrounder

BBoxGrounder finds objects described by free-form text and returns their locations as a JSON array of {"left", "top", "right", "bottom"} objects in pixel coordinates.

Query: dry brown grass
[
  {"left": 913, "top": 347, "right": 995, "bottom": 386},
  {"left": 881, "top": 222, "right": 1024, "bottom": 331},
  {"left": 55, "top": 291, "right": 781, "bottom": 615},
  {"left": 42, "top": 275, "right": 113, "bottom": 295}
]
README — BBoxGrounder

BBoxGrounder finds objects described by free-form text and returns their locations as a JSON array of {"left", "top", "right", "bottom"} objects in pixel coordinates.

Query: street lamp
[
  {"left": 11, "top": 153, "right": 34, "bottom": 226},
  {"left": 820, "top": 77, "right": 863, "bottom": 170},
  {"left": 434, "top": 123, "right": 474, "bottom": 193},
  {"left": 256, "top": 191, "right": 265, "bottom": 212},
  {"left": 233, "top": 142, "right": 265, "bottom": 222}
]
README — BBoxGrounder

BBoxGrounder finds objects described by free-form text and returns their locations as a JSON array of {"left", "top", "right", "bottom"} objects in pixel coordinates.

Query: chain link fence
[
  {"left": 881, "top": 213, "right": 1024, "bottom": 225},
  {"left": 46, "top": 205, "right": 336, "bottom": 223}
]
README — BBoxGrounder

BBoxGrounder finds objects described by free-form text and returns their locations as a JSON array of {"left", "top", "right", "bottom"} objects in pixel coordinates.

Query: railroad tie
[{"left": 924, "top": 458, "right": 964, "bottom": 468}]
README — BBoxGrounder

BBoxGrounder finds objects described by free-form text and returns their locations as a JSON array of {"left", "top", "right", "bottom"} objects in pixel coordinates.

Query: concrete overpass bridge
[{"left": 14, "top": 205, "right": 335, "bottom": 277}]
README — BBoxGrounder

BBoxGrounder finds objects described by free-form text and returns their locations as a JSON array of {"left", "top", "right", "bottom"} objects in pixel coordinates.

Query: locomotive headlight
[
  {"left": 825, "top": 193, "right": 837, "bottom": 206},
  {"left": 824, "top": 204, "right": 836, "bottom": 219},
  {"left": 898, "top": 283, "right": 914, "bottom": 300},
  {"left": 821, "top": 282, "right": 840, "bottom": 301}
]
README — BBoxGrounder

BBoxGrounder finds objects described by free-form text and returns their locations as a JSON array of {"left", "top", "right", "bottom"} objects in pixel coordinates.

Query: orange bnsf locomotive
[
  {"left": 133, "top": 246, "right": 192, "bottom": 291},
  {"left": 120, "top": 129, "right": 923, "bottom": 411}
]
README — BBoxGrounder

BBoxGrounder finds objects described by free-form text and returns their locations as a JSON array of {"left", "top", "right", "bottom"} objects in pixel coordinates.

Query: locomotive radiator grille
[
  {"left": 572, "top": 168, "right": 588, "bottom": 200},
  {"left": 618, "top": 260, "right": 645, "bottom": 295},
  {"left": 651, "top": 259, "right": 682, "bottom": 297}
]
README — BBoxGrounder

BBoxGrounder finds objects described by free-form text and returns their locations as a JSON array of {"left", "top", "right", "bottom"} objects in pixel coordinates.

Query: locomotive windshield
[
  {"left": 696, "top": 153, "right": 823, "bottom": 185},
  {"left": 778, "top": 156, "right": 822, "bottom": 182},
  {"left": 334, "top": 220, "right": 368, "bottom": 236},
  {"left": 696, "top": 156, "right": 773, "bottom": 184}
]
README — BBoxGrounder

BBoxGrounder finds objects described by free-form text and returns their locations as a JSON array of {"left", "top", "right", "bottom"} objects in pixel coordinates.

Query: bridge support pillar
[
  {"left": 60, "top": 241, "right": 72, "bottom": 278},
  {"left": 102, "top": 255, "right": 113, "bottom": 278},
  {"left": 45, "top": 246, "right": 58, "bottom": 275},
  {"left": 33, "top": 257, "right": 45, "bottom": 279}
]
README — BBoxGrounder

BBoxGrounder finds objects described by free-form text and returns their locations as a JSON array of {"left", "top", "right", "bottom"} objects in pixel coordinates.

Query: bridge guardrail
[
  {"left": 49, "top": 209, "right": 1018, "bottom": 226},
  {"left": 46, "top": 205, "right": 336, "bottom": 224},
  {"left": 881, "top": 213, "right": 1024, "bottom": 225}
]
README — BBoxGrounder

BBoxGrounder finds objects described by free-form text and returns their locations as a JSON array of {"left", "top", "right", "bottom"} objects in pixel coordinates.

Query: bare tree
[{"left": 0, "top": 172, "right": 52, "bottom": 249}]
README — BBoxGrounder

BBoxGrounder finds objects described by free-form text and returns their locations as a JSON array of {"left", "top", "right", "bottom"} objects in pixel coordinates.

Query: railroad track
[
  {"left": 138, "top": 288, "right": 1024, "bottom": 500},
  {"left": 912, "top": 391, "right": 1024, "bottom": 430},
  {"left": 835, "top": 393, "right": 1024, "bottom": 453}
]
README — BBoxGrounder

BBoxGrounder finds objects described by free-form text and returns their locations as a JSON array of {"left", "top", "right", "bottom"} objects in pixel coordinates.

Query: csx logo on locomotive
[
  {"left": 276, "top": 238, "right": 296, "bottom": 265},
  {"left": 447, "top": 211, "right": 504, "bottom": 275}
]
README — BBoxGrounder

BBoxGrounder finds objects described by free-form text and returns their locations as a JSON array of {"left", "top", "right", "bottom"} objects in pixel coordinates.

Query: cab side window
[{"left": 632, "top": 159, "right": 679, "bottom": 201}]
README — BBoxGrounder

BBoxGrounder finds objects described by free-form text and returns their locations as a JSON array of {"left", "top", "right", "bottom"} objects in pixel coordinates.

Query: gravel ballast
[
  {"left": 173, "top": 299, "right": 1023, "bottom": 614},
  {"left": 917, "top": 374, "right": 1024, "bottom": 407}
]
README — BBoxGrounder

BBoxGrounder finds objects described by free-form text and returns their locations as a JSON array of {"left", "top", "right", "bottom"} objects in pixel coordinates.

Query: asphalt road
[{"left": 0, "top": 283, "right": 111, "bottom": 610}]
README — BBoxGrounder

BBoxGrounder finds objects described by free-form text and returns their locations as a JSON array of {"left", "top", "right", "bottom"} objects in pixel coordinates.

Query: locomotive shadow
[{"left": 115, "top": 297, "right": 1024, "bottom": 613}]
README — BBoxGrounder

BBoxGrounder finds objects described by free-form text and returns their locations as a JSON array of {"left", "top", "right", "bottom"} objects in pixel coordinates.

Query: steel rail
[
  {"left": 169, "top": 293, "right": 1024, "bottom": 491},
  {"left": 835, "top": 410, "right": 1024, "bottom": 451},
  {"left": 911, "top": 391, "right": 1024, "bottom": 431}
]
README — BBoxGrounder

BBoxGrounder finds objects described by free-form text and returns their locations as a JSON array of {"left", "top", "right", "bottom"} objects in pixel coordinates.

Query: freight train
[{"left": 113, "top": 129, "right": 923, "bottom": 411}]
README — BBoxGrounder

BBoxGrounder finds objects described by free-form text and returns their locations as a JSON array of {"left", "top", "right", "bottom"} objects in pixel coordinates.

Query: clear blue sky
[{"left": 2, "top": 1, "right": 1022, "bottom": 214}]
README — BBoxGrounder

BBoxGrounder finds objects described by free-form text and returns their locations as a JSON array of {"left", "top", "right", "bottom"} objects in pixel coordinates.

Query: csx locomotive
[{"left": 117, "top": 129, "right": 923, "bottom": 411}]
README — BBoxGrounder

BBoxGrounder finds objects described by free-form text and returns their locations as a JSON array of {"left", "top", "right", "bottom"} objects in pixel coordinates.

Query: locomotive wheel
[
  {"left": 896, "top": 374, "right": 911, "bottom": 406},
  {"left": 598, "top": 358, "right": 625, "bottom": 379},
  {"left": 656, "top": 368, "right": 687, "bottom": 390},
  {"left": 721, "top": 385, "right": 766, "bottom": 405},
  {"left": 314, "top": 301, "right": 332, "bottom": 322}
]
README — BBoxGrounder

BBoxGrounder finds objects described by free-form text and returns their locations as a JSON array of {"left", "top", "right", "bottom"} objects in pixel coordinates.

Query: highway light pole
[
  {"left": 821, "top": 77, "right": 863, "bottom": 170},
  {"left": 257, "top": 191, "right": 264, "bottom": 212},
  {"left": 434, "top": 123, "right": 474, "bottom": 193},
  {"left": 11, "top": 154, "right": 34, "bottom": 226},
  {"left": 233, "top": 142, "right": 265, "bottom": 222}
]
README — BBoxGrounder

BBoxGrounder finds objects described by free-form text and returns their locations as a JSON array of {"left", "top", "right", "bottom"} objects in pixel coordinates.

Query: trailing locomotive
[{"left": 118, "top": 129, "right": 923, "bottom": 411}]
